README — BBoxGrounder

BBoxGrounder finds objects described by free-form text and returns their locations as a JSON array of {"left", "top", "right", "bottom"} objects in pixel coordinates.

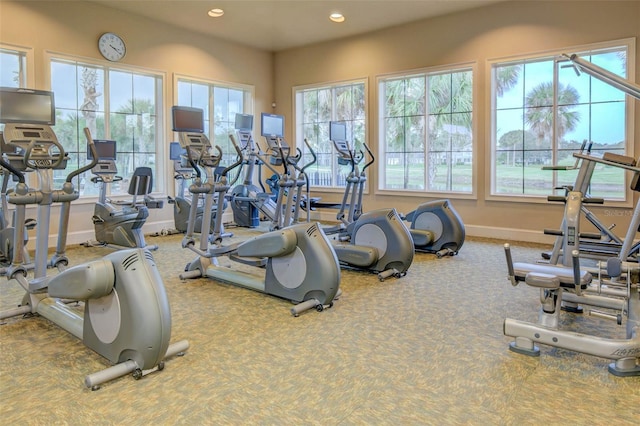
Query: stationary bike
[
  {"left": 84, "top": 139, "right": 162, "bottom": 250},
  {"left": 0, "top": 115, "right": 188, "bottom": 388},
  {"left": 173, "top": 113, "right": 341, "bottom": 316}
]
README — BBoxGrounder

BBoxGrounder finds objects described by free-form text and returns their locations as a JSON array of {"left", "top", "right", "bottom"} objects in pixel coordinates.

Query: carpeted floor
[{"left": 0, "top": 222, "right": 638, "bottom": 425}]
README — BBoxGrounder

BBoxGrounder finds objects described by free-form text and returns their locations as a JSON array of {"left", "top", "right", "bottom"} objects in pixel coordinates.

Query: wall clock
[{"left": 98, "top": 32, "right": 126, "bottom": 62}]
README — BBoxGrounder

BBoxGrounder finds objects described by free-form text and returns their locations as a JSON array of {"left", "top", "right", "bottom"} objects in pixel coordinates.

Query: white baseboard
[
  {"left": 463, "top": 225, "right": 555, "bottom": 245},
  {"left": 307, "top": 210, "right": 554, "bottom": 245},
  {"left": 31, "top": 211, "right": 551, "bottom": 250}
]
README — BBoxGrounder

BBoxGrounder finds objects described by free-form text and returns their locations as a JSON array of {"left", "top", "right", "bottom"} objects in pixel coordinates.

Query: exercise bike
[
  {"left": 0, "top": 93, "right": 188, "bottom": 389},
  {"left": 83, "top": 139, "right": 162, "bottom": 250},
  {"left": 172, "top": 106, "right": 341, "bottom": 316}
]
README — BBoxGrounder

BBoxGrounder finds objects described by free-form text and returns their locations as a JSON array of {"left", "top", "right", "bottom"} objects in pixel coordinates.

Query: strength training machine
[{"left": 501, "top": 54, "right": 639, "bottom": 376}]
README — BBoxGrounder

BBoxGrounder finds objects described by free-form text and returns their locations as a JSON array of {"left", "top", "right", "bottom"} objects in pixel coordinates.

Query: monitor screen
[
  {"left": 169, "top": 141, "right": 187, "bottom": 160},
  {"left": 0, "top": 87, "right": 55, "bottom": 125},
  {"left": 235, "top": 113, "right": 254, "bottom": 131},
  {"left": 172, "top": 106, "right": 204, "bottom": 133},
  {"left": 330, "top": 121, "right": 347, "bottom": 142},
  {"left": 88, "top": 139, "right": 117, "bottom": 161},
  {"left": 261, "top": 113, "right": 284, "bottom": 138}
]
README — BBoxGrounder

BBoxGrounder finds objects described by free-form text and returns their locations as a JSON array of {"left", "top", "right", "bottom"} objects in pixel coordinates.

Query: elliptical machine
[
  {"left": 229, "top": 113, "right": 288, "bottom": 228},
  {"left": 84, "top": 139, "right": 162, "bottom": 250},
  {"left": 172, "top": 106, "right": 341, "bottom": 316},
  {"left": 0, "top": 137, "right": 35, "bottom": 274},
  {"left": 302, "top": 122, "right": 415, "bottom": 280},
  {"left": 402, "top": 199, "right": 465, "bottom": 257},
  {"left": 0, "top": 87, "right": 187, "bottom": 389},
  {"left": 316, "top": 121, "right": 464, "bottom": 257},
  {"left": 168, "top": 142, "right": 218, "bottom": 234}
]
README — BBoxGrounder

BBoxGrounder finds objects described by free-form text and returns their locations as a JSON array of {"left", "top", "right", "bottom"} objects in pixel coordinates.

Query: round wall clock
[{"left": 98, "top": 32, "right": 126, "bottom": 62}]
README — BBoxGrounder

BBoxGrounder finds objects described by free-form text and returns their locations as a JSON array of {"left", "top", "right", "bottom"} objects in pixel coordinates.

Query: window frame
[
  {"left": 376, "top": 62, "right": 477, "bottom": 199},
  {"left": 292, "top": 78, "right": 368, "bottom": 194},
  {"left": 486, "top": 38, "right": 636, "bottom": 206},
  {"left": 0, "top": 43, "right": 34, "bottom": 88}
]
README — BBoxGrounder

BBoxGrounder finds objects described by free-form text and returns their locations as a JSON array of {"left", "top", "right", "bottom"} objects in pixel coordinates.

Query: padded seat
[{"left": 513, "top": 262, "right": 592, "bottom": 289}]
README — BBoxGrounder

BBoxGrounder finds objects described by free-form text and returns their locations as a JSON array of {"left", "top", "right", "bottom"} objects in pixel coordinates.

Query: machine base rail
[
  {"left": 504, "top": 319, "right": 640, "bottom": 377},
  {"left": 84, "top": 339, "right": 190, "bottom": 390}
]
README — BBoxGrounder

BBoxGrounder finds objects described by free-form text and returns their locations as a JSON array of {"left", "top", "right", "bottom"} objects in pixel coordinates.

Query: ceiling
[{"left": 89, "top": 0, "right": 502, "bottom": 52}]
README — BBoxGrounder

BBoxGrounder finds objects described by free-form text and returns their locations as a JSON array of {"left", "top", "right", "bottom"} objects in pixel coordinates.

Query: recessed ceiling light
[
  {"left": 330, "top": 13, "right": 345, "bottom": 23},
  {"left": 208, "top": 8, "right": 224, "bottom": 18}
]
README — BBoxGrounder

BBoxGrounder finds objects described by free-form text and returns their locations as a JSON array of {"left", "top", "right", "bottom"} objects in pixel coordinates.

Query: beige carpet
[{"left": 0, "top": 223, "right": 638, "bottom": 425}]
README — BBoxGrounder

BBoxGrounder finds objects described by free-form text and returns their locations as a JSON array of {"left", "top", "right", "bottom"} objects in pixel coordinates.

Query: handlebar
[
  {"left": 299, "top": 138, "right": 317, "bottom": 174},
  {"left": 70, "top": 128, "right": 101, "bottom": 183},
  {"left": 361, "top": 142, "right": 375, "bottom": 173},
  {"left": 225, "top": 134, "right": 247, "bottom": 177},
  {"left": 0, "top": 155, "right": 25, "bottom": 184},
  {"left": 23, "top": 137, "right": 66, "bottom": 171}
]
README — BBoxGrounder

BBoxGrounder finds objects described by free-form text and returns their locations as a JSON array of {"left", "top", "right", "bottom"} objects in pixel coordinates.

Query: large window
[
  {"left": 50, "top": 56, "right": 163, "bottom": 197},
  {"left": 294, "top": 80, "right": 366, "bottom": 188},
  {"left": 175, "top": 76, "right": 253, "bottom": 168},
  {"left": 491, "top": 40, "right": 633, "bottom": 200},
  {"left": 378, "top": 66, "right": 474, "bottom": 194}
]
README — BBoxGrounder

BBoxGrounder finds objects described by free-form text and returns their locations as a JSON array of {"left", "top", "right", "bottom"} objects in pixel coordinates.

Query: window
[
  {"left": 175, "top": 76, "right": 253, "bottom": 168},
  {"left": 491, "top": 40, "right": 633, "bottom": 200},
  {"left": 378, "top": 66, "right": 474, "bottom": 194},
  {"left": 1, "top": 45, "right": 32, "bottom": 195},
  {"left": 0, "top": 46, "right": 28, "bottom": 87},
  {"left": 294, "top": 80, "right": 366, "bottom": 188},
  {"left": 49, "top": 56, "right": 163, "bottom": 197}
]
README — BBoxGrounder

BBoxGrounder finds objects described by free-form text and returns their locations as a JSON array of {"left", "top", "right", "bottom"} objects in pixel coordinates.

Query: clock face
[{"left": 98, "top": 33, "right": 126, "bottom": 62}]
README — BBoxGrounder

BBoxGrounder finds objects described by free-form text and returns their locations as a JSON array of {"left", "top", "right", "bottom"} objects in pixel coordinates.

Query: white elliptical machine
[{"left": 0, "top": 87, "right": 188, "bottom": 389}]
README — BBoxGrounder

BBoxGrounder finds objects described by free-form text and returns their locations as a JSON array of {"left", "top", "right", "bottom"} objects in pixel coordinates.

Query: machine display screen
[
  {"left": 88, "top": 139, "right": 117, "bottom": 160},
  {"left": 330, "top": 121, "right": 347, "bottom": 142},
  {"left": 0, "top": 87, "right": 56, "bottom": 125},
  {"left": 261, "top": 113, "right": 284, "bottom": 138},
  {"left": 172, "top": 106, "right": 204, "bottom": 133},
  {"left": 235, "top": 113, "right": 254, "bottom": 131},
  {"left": 169, "top": 141, "right": 187, "bottom": 160}
]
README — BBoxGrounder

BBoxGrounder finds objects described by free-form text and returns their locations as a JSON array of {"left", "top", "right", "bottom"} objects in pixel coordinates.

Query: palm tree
[
  {"left": 525, "top": 81, "right": 580, "bottom": 149},
  {"left": 495, "top": 65, "right": 521, "bottom": 97}
]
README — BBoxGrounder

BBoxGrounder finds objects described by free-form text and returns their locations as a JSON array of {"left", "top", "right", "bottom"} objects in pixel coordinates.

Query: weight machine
[{"left": 501, "top": 54, "right": 640, "bottom": 376}]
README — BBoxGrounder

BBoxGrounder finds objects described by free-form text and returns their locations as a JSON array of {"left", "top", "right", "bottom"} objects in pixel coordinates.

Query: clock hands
[{"left": 109, "top": 44, "right": 123, "bottom": 54}]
